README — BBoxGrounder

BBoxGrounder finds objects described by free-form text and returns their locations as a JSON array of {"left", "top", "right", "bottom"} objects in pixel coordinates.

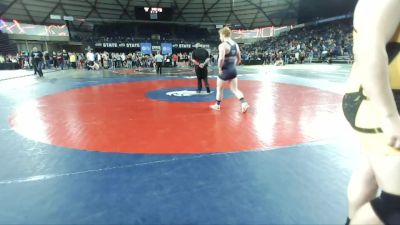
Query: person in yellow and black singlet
[{"left": 342, "top": 0, "right": 400, "bottom": 224}]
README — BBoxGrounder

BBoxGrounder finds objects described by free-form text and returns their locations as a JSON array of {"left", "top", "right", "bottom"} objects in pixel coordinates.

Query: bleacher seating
[{"left": 0, "top": 31, "right": 18, "bottom": 56}]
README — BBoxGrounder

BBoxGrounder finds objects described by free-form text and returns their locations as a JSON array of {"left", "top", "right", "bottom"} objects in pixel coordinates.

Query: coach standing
[{"left": 191, "top": 43, "right": 210, "bottom": 94}]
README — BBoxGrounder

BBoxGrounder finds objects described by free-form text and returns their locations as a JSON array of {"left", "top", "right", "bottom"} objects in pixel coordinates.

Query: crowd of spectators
[
  {"left": 73, "top": 24, "right": 217, "bottom": 44},
  {"left": 2, "top": 20, "right": 355, "bottom": 71},
  {"left": 241, "top": 20, "right": 353, "bottom": 65},
  {"left": 2, "top": 49, "right": 197, "bottom": 71}
]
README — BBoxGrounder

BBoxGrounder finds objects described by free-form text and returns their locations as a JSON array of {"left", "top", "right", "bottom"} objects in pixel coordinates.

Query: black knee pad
[{"left": 371, "top": 191, "right": 400, "bottom": 225}]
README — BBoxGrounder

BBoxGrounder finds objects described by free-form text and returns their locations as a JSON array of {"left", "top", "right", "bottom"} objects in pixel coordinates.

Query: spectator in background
[
  {"left": 172, "top": 53, "right": 178, "bottom": 67},
  {"left": 44, "top": 51, "right": 50, "bottom": 69},
  {"left": 86, "top": 49, "right": 95, "bottom": 70},
  {"left": 61, "top": 49, "right": 69, "bottom": 70},
  {"left": 154, "top": 51, "right": 163, "bottom": 75},
  {"left": 52, "top": 51, "right": 57, "bottom": 68},
  {"left": 70, "top": 52, "right": 77, "bottom": 69},
  {"left": 57, "top": 51, "right": 63, "bottom": 70},
  {"left": 30, "top": 47, "right": 43, "bottom": 77}
]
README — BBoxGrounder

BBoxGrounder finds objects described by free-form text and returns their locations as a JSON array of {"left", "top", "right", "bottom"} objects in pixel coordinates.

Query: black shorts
[{"left": 371, "top": 191, "right": 400, "bottom": 225}]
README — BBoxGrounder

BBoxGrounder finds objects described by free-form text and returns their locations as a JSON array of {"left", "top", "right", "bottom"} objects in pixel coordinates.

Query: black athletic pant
[
  {"left": 156, "top": 62, "right": 162, "bottom": 74},
  {"left": 195, "top": 66, "right": 210, "bottom": 93},
  {"left": 33, "top": 60, "right": 43, "bottom": 77}
]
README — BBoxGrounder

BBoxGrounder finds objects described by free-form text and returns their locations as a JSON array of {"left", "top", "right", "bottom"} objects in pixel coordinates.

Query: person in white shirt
[
  {"left": 154, "top": 52, "right": 164, "bottom": 75},
  {"left": 86, "top": 50, "right": 95, "bottom": 70}
]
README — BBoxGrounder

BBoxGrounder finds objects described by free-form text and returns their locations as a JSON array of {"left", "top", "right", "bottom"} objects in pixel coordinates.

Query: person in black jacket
[
  {"left": 191, "top": 44, "right": 211, "bottom": 94},
  {"left": 30, "top": 47, "right": 43, "bottom": 77},
  {"left": 62, "top": 49, "right": 69, "bottom": 70}
]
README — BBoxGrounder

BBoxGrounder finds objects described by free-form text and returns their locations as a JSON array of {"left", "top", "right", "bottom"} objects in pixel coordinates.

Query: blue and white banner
[
  {"left": 140, "top": 43, "right": 152, "bottom": 55},
  {"left": 161, "top": 43, "right": 172, "bottom": 55}
]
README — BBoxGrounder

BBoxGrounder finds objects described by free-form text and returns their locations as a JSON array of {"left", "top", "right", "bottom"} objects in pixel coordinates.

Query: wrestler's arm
[
  {"left": 191, "top": 51, "right": 200, "bottom": 66},
  {"left": 218, "top": 44, "right": 226, "bottom": 74},
  {"left": 236, "top": 44, "right": 241, "bottom": 65}
]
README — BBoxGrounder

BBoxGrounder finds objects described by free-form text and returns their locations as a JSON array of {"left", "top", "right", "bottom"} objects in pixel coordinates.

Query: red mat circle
[{"left": 9, "top": 79, "right": 344, "bottom": 154}]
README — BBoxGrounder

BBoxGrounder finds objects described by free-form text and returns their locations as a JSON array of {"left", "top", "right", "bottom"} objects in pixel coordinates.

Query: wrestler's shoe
[
  {"left": 241, "top": 102, "right": 250, "bottom": 113},
  {"left": 210, "top": 104, "right": 221, "bottom": 110}
]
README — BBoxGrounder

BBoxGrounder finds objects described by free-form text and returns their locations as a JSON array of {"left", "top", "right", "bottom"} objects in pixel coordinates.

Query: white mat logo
[{"left": 166, "top": 90, "right": 213, "bottom": 97}]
